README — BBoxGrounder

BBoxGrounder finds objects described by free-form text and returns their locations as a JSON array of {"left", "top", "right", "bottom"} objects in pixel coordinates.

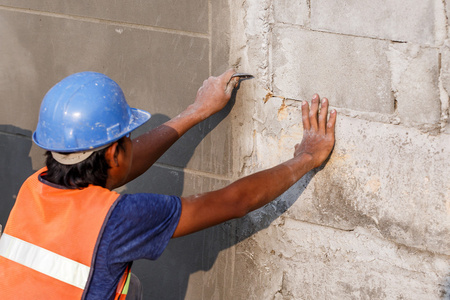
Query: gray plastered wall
[
  {"left": 0, "top": 1, "right": 235, "bottom": 299},
  {"left": 1, "top": 1, "right": 450, "bottom": 300}
]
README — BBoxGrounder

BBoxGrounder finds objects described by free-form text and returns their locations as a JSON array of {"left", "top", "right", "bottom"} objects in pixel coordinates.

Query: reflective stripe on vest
[
  {"left": 0, "top": 233, "right": 90, "bottom": 289},
  {"left": 122, "top": 272, "right": 131, "bottom": 295},
  {"left": 115, "top": 266, "right": 131, "bottom": 300}
]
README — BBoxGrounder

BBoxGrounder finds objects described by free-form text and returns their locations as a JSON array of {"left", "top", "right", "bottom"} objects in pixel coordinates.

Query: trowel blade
[
  {"left": 226, "top": 72, "right": 254, "bottom": 94},
  {"left": 230, "top": 73, "right": 254, "bottom": 81}
]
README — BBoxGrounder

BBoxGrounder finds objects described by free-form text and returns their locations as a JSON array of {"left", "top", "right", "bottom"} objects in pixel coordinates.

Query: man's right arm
[
  {"left": 173, "top": 95, "right": 337, "bottom": 238},
  {"left": 123, "top": 69, "right": 236, "bottom": 184}
]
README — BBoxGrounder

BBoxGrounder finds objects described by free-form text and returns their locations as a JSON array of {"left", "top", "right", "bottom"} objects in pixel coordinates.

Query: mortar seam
[
  {"left": 153, "top": 162, "right": 233, "bottom": 181},
  {"left": 274, "top": 22, "right": 443, "bottom": 47},
  {"left": 0, "top": 131, "right": 32, "bottom": 139},
  {"left": 0, "top": 5, "right": 210, "bottom": 39},
  {"left": 282, "top": 217, "right": 450, "bottom": 258}
]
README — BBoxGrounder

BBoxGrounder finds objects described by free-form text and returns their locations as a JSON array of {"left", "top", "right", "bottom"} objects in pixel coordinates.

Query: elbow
[
  {"left": 234, "top": 201, "right": 250, "bottom": 219},
  {"left": 219, "top": 188, "right": 250, "bottom": 219},
  {"left": 229, "top": 192, "right": 253, "bottom": 219},
  {"left": 220, "top": 182, "right": 262, "bottom": 219}
]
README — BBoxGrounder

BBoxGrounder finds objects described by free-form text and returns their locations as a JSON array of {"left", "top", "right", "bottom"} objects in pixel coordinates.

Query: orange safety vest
[{"left": 0, "top": 168, "right": 130, "bottom": 299}]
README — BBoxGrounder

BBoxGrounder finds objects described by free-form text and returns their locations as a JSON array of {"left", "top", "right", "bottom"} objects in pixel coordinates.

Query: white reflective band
[{"left": 0, "top": 233, "right": 90, "bottom": 289}]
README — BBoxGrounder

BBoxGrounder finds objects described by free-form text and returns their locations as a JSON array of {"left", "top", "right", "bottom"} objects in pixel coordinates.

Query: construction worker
[{"left": 0, "top": 69, "right": 336, "bottom": 299}]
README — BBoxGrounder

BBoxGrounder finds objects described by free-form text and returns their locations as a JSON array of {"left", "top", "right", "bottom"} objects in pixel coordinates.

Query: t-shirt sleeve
[
  {"left": 105, "top": 193, "right": 181, "bottom": 264},
  {"left": 85, "top": 193, "right": 181, "bottom": 299}
]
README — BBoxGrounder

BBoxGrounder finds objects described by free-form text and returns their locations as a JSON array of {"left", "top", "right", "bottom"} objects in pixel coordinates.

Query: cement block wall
[
  {"left": 1, "top": 1, "right": 449, "bottom": 300},
  {"left": 228, "top": 0, "right": 450, "bottom": 299}
]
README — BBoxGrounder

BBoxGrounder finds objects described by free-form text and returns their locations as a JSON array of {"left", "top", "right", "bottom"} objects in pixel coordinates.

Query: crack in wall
[
  {"left": 439, "top": 47, "right": 450, "bottom": 133},
  {"left": 0, "top": 130, "right": 32, "bottom": 140}
]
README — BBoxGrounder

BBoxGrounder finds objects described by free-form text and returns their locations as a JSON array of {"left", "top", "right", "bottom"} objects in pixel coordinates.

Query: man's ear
[{"left": 104, "top": 142, "right": 120, "bottom": 167}]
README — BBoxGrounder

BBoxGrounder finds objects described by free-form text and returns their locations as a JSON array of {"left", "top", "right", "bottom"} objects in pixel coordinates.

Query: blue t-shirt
[{"left": 84, "top": 193, "right": 181, "bottom": 299}]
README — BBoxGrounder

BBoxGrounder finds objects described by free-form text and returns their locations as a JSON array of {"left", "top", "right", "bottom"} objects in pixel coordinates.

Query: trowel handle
[{"left": 225, "top": 73, "right": 254, "bottom": 94}]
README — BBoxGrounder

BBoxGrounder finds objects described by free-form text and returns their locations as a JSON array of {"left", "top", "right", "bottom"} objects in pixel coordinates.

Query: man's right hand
[{"left": 190, "top": 69, "right": 236, "bottom": 121}]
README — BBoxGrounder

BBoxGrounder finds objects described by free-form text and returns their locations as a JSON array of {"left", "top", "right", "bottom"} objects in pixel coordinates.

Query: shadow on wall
[
  {"left": 125, "top": 88, "right": 237, "bottom": 299},
  {"left": 441, "top": 273, "right": 450, "bottom": 299},
  {"left": 0, "top": 125, "right": 35, "bottom": 227},
  {"left": 126, "top": 88, "right": 318, "bottom": 299}
]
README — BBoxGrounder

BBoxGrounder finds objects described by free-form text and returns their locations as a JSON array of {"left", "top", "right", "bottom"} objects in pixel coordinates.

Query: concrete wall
[
  {"left": 1, "top": 1, "right": 449, "bottom": 300},
  {"left": 228, "top": 0, "right": 450, "bottom": 299}
]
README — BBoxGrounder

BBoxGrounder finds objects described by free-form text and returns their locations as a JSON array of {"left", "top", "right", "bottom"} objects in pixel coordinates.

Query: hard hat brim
[
  {"left": 33, "top": 107, "right": 151, "bottom": 153},
  {"left": 127, "top": 107, "right": 152, "bottom": 138}
]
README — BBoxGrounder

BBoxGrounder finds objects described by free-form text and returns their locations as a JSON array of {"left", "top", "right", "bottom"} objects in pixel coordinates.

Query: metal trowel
[{"left": 225, "top": 73, "right": 254, "bottom": 94}]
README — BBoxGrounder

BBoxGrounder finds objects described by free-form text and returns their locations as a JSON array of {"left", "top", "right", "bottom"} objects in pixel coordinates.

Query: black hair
[{"left": 44, "top": 138, "right": 126, "bottom": 189}]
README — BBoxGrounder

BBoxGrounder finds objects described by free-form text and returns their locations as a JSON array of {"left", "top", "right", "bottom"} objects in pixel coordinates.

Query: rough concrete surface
[
  {"left": 229, "top": 0, "right": 450, "bottom": 299},
  {"left": 273, "top": 0, "right": 309, "bottom": 26},
  {"left": 234, "top": 220, "right": 449, "bottom": 299},
  {"left": 311, "top": 0, "right": 446, "bottom": 46},
  {"left": 438, "top": 43, "right": 450, "bottom": 134},
  {"left": 272, "top": 26, "right": 393, "bottom": 114},
  {"left": 1, "top": 0, "right": 450, "bottom": 299},
  {"left": 388, "top": 43, "right": 441, "bottom": 130}
]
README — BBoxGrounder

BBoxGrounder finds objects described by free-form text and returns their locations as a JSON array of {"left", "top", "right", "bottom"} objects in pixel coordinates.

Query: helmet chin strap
[{"left": 51, "top": 143, "right": 112, "bottom": 165}]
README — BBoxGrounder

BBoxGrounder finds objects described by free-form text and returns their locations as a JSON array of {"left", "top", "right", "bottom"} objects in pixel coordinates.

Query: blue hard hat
[{"left": 33, "top": 72, "right": 151, "bottom": 152}]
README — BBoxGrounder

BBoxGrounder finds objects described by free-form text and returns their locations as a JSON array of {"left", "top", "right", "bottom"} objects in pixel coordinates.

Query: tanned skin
[{"left": 104, "top": 69, "right": 337, "bottom": 238}]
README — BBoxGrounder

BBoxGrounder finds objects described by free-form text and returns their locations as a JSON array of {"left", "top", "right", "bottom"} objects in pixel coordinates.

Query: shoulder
[
  {"left": 99, "top": 193, "right": 181, "bottom": 261},
  {"left": 108, "top": 193, "right": 181, "bottom": 228},
  {"left": 116, "top": 193, "right": 181, "bottom": 213}
]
